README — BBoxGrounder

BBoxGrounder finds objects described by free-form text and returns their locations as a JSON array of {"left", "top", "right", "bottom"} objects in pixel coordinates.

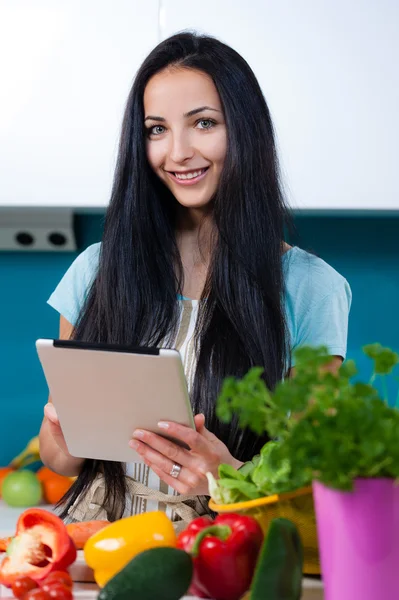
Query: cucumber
[
  {"left": 98, "top": 546, "right": 193, "bottom": 600},
  {"left": 250, "top": 518, "right": 303, "bottom": 600}
]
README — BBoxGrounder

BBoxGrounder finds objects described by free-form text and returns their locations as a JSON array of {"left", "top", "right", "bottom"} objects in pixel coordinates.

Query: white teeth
[{"left": 174, "top": 169, "right": 205, "bottom": 180}]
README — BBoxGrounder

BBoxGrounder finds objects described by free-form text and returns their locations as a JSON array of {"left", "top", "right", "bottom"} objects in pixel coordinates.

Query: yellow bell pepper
[{"left": 83, "top": 511, "right": 177, "bottom": 587}]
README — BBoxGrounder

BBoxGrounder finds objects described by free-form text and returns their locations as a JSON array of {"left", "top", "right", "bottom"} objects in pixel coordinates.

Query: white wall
[
  {"left": 0, "top": 1, "right": 398, "bottom": 210},
  {"left": 0, "top": 0, "right": 159, "bottom": 209},
  {"left": 161, "top": 0, "right": 399, "bottom": 211}
]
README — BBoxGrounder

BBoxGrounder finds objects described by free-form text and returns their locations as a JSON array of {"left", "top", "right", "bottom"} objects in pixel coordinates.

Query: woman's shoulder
[
  {"left": 47, "top": 242, "right": 102, "bottom": 326},
  {"left": 283, "top": 246, "right": 350, "bottom": 302},
  {"left": 283, "top": 246, "right": 352, "bottom": 360},
  {"left": 63, "top": 241, "right": 102, "bottom": 288},
  {"left": 75, "top": 242, "right": 102, "bottom": 270},
  {"left": 66, "top": 241, "right": 102, "bottom": 295}
]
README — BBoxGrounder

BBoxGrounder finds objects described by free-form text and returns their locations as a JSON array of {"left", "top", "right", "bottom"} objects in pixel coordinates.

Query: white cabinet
[
  {"left": 160, "top": 0, "right": 399, "bottom": 211},
  {"left": 0, "top": 0, "right": 159, "bottom": 209},
  {"left": 1, "top": 1, "right": 398, "bottom": 211}
]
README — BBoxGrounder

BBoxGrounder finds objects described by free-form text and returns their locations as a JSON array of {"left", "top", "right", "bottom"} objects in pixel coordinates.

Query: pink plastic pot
[{"left": 313, "top": 479, "right": 399, "bottom": 600}]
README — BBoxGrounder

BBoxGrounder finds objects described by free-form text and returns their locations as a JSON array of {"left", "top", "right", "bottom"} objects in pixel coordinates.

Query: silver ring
[{"left": 170, "top": 463, "right": 182, "bottom": 479}]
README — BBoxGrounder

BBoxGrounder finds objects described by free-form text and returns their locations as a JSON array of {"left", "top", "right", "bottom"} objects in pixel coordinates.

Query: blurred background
[{"left": 1, "top": 1, "right": 398, "bottom": 466}]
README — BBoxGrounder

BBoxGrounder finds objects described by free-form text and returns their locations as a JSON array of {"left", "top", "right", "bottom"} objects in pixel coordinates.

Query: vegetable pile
[
  {"left": 1, "top": 508, "right": 303, "bottom": 600},
  {"left": 94, "top": 513, "right": 302, "bottom": 600}
]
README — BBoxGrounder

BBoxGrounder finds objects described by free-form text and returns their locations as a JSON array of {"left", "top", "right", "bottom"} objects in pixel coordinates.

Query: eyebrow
[{"left": 144, "top": 106, "right": 221, "bottom": 122}]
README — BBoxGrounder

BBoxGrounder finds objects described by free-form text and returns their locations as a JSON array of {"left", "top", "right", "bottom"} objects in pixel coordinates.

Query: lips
[
  {"left": 166, "top": 167, "right": 209, "bottom": 186},
  {"left": 174, "top": 168, "right": 207, "bottom": 180}
]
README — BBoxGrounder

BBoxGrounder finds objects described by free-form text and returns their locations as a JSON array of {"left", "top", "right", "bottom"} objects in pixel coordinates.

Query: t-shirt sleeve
[
  {"left": 291, "top": 279, "right": 352, "bottom": 366},
  {"left": 47, "top": 243, "right": 101, "bottom": 326}
]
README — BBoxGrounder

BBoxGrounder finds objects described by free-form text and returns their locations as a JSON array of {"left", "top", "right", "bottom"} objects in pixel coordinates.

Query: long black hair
[{"left": 59, "top": 31, "right": 290, "bottom": 520}]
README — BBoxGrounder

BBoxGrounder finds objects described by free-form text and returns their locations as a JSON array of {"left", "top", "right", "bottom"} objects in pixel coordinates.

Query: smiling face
[{"left": 144, "top": 68, "right": 227, "bottom": 211}]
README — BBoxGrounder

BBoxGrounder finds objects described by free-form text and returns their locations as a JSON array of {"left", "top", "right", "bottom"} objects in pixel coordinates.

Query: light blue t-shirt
[{"left": 48, "top": 244, "right": 352, "bottom": 365}]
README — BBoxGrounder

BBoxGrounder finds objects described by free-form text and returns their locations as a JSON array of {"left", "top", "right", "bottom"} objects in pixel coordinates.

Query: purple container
[{"left": 313, "top": 479, "right": 399, "bottom": 600}]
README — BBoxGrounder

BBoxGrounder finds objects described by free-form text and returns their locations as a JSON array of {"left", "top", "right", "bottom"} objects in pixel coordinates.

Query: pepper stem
[{"left": 191, "top": 525, "right": 232, "bottom": 557}]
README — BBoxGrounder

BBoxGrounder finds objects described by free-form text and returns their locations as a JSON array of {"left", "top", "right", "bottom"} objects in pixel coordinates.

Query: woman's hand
[
  {"left": 43, "top": 403, "right": 73, "bottom": 457},
  {"left": 129, "top": 414, "right": 243, "bottom": 496}
]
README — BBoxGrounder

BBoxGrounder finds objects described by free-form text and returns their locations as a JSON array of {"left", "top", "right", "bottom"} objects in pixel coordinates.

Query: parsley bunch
[{"left": 209, "top": 344, "right": 399, "bottom": 501}]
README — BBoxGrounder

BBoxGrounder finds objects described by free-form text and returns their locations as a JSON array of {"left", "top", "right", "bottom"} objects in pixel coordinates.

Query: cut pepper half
[{"left": 0, "top": 508, "right": 76, "bottom": 587}]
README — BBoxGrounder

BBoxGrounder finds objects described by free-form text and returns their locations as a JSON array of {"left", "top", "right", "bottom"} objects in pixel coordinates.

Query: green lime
[{"left": 2, "top": 470, "right": 42, "bottom": 507}]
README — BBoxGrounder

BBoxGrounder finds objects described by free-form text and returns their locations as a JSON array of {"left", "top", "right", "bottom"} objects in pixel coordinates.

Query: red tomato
[
  {"left": 11, "top": 576, "right": 38, "bottom": 599},
  {"left": 42, "top": 572, "right": 73, "bottom": 590},
  {"left": 24, "top": 589, "right": 51, "bottom": 600},
  {"left": 47, "top": 584, "right": 73, "bottom": 600}
]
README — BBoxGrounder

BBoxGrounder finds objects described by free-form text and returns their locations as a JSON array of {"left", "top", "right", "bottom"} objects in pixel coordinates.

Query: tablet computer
[{"left": 36, "top": 339, "right": 195, "bottom": 463}]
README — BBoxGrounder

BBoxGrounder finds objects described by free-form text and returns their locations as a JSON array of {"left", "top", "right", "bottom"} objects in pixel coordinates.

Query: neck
[
  {"left": 175, "top": 206, "right": 216, "bottom": 266},
  {"left": 176, "top": 203, "right": 213, "bottom": 229}
]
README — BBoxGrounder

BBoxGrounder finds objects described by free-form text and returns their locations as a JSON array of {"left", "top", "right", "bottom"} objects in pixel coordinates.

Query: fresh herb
[{"left": 209, "top": 344, "right": 399, "bottom": 501}]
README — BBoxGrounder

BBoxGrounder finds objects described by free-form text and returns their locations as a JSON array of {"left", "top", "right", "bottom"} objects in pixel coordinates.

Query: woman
[{"left": 39, "top": 32, "right": 351, "bottom": 525}]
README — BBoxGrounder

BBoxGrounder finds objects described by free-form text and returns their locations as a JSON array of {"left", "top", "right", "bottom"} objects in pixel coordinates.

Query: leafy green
[
  {"left": 251, "top": 442, "right": 308, "bottom": 495},
  {"left": 363, "top": 343, "right": 399, "bottom": 375},
  {"left": 212, "top": 344, "right": 399, "bottom": 501},
  {"left": 238, "top": 454, "right": 261, "bottom": 477},
  {"left": 207, "top": 458, "right": 263, "bottom": 503},
  {"left": 208, "top": 440, "right": 310, "bottom": 504},
  {"left": 217, "top": 367, "right": 272, "bottom": 436}
]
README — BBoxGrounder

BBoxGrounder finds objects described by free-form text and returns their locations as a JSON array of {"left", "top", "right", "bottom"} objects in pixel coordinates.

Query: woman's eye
[
  {"left": 148, "top": 125, "right": 166, "bottom": 136},
  {"left": 196, "top": 119, "right": 215, "bottom": 130}
]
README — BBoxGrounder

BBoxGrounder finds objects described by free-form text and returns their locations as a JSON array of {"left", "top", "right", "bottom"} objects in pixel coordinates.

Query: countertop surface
[{"left": 0, "top": 501, "right": 323, "bottom": 599}]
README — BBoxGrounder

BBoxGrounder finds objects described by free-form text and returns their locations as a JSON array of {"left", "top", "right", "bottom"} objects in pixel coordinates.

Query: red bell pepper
[
  {"left": 0, "top": 508, "right": 77, "bottom": 587},
  {"left": 177, "top": 513, "right": 263, "bottom": 600}
]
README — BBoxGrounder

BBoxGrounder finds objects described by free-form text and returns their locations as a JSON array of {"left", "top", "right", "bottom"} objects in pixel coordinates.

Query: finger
[
  {"left": 194, "top": 413, "right": 206, "bottom": 431},
  {"left": 46, "top": 419, "right": 71, "bottom": 456},
  {"left": 44, "top": 404, "right": 71, "bottom": 456},
  {"left": 131, "top": 430, "right": 193, "bottom": 468},
  {"left": 44, "top": 403, "right": 59, "bottom": 425},
  {"left": 193, "top": 414, "right": 219, "bottom": 443},
  {"left": 130, "top": 440, "right": 200, "bottom": 492},
  {"left": 149, "top": 462, "right": 193, "bottom": 495},
  {"left": 157, "top": 421, "right": 213, "bottom": 456}
]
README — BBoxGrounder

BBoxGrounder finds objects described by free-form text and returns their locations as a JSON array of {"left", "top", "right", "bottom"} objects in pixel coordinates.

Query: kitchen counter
[{"left": 0, "top": 501, "right": 323, "bottom": 599}]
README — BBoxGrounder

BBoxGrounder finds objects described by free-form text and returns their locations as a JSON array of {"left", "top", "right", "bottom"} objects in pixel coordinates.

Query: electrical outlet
[{"left": 0, "top": 209, "right": 76, "bottom": 251}]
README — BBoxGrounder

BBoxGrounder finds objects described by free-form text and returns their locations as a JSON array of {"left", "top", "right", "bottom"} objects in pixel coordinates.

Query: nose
[{"left": 169, "top": 131, "right": 194, "bottom": 164}]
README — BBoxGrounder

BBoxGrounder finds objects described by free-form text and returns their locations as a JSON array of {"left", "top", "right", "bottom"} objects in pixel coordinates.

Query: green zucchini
[
  {"left": 98, "top": 546, "right": 193, "bottom": 600},
  {"left": 250, "top": 518, "right": 303, "bottom": 600}
]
